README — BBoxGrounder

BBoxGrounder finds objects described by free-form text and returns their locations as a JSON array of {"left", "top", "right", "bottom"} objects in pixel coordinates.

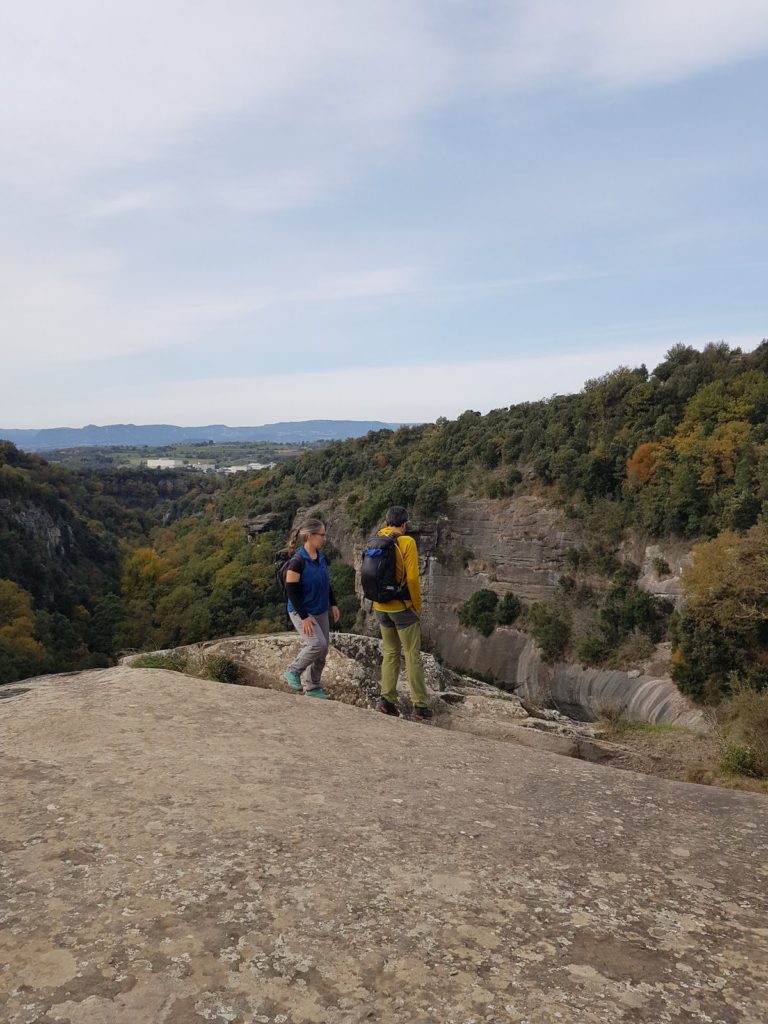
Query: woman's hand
[
  {"left": 331, "top": 605, "right": 341, "bottom": 625},
  {"left": 302, "top": 617, "right": 315, "bottom": 637}
]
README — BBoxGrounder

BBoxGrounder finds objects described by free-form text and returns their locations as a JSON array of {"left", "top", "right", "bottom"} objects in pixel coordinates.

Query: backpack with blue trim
[{"left": 360, "top": 533, "right": 409, "bottom": 604}]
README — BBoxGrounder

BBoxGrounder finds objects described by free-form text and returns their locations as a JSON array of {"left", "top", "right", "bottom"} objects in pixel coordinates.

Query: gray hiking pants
[{"left": 287, "top": 611, "right": 330, "bottom": 691}]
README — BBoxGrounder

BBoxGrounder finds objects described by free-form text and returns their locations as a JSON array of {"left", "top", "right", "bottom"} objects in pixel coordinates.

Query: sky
[{"left": 1, "top": 1, "right": 767, "bottom": 428}]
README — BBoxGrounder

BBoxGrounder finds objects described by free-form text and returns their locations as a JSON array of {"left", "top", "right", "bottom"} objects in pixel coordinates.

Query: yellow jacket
[{"left": 372, "top": 526, "right": 422, "bottom": 615}]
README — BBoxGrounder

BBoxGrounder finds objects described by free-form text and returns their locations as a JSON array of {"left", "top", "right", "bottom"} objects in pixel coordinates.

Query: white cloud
[
  {"left": 0, "top": 259, "right": 425, "bottom": 365},
  {"left": 0, "top": 2, "right": 454, "bottom": 187},
  {"left": 492, "top": 1, "right": 768, "bottom": 88},
  {"left": 87, "top": 189, "right": 170, "bottom": 219},
  {"left": 2, "top": 2, "right": 766, "bottom": 192},
  {"left": 1, "top": 0, "right": 765, "bottom": 413}
]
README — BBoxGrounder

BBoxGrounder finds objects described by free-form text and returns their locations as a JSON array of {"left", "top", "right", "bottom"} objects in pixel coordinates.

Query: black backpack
[
  {"left": 275, "top": 548, "right": 302, "bottom": 599},
  {"left": 360, "top": 533, "right": 409, "bottom": 604}
]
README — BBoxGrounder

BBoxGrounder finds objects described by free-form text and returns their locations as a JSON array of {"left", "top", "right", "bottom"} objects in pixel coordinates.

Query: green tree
[{"left": 458, "top": 589, "right": 499, "bottom": 637}]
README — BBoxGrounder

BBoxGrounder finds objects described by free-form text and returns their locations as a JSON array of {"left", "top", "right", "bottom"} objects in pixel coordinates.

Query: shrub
[
  {"left": 458, "top": 589, "right": 499, "bottom": 637},
  {"left": 717, "top": 683, "right": 768, "bottom": 777},
  {"left": 597, "top": 705, "right": 630, "bottom": 735},
  {"left": 204, "top": 655, "right": 241, "bottom": 684},
  {"left": 719, "top": 742, "right": 758, "bottom": 777},
  {"left": 457, "top": 588, "right": 523, "bottom": 634},
  {"left": 653, "top": 556, "right": 671, "bottom": 577},
  {"left": 611, "top": 628, "right": 656, "bottom": 667},
  {"left": 131, "top": 650, "right": 190, "bottom": 673},
  {"left": 564, "top": 547, "right": 581, "bottom": 571},
  {"left": 496, "top": 592, "right": 522, "bottom": 625},
  {"left": 576, "top": 633, "right": 610, "bottom": 666},
  {"left": 528, "top": 603, "right": 571, "bottom": 662}
]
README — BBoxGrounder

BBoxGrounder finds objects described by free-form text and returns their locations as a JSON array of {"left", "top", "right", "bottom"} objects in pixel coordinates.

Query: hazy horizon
[{"left": 3, "top": 337, "right": 767, "bottom": 431}]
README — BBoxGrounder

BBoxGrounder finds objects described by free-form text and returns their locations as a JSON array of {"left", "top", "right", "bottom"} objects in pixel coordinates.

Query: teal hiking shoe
[
  {"left": 305, "top": 687, "right": 329, "bottom": 699},
  {"left": 283, "top": 671, "right": 302, "bottom": 691}
]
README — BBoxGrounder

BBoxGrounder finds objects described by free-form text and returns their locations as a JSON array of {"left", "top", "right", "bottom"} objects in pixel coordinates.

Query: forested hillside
[
  {"left": 0, "top": 445, "right": 352, "bottom": 683},
  {"left": 239, "top": 340, "right": 768, "bottom": 537},
  {"left": 2, "top": 341, "right": 767, "bottom": 704},
  {"left": 0, "top": 444, "right": 148, "bottom": 682}
]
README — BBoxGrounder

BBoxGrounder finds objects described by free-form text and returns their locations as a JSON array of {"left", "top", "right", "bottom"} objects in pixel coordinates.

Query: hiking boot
[
  {"left": 377, "top": 697, "right": 400, "bottom": 717},
  {"left": 413, "top": 705, "right": 433, "bottom": 721},
  {"left": 305, "top": 687, "right": 329, "bottom": 699},
  {"left": 283, "top": 671, "right": 302, "bottom": 691}
]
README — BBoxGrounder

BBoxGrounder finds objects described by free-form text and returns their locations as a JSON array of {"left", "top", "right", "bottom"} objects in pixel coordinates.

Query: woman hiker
[
  {"left": 282, "top": 518, "right": 340, "bottom": 699},
  {"left": 373, "top": 506, "right": 432, "bottom": 721}
]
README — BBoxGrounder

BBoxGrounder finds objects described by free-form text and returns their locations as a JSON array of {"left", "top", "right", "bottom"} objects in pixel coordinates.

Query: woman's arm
[{"left": 286, "top": 569, "right": 314, "bottom": 635}]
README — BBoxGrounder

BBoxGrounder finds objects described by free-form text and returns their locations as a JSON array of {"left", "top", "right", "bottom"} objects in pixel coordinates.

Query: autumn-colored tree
[
  {"left": 625, "top": 442, "right": 667, "bottom": 487},
  {"left": 0, "top": 579, "right": 45, "bottom": 684},
  {"left": 673, "top": 524, "right": 768, "bottom": 700}
]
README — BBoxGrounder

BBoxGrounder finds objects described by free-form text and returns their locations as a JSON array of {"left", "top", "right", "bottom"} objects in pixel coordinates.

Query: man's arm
[{"left": 402, "top": 537, "right": 422, "bottom": 614}]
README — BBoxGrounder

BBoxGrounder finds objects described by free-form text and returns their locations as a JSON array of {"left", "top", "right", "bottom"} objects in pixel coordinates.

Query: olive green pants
[{"left": 376, "top": 609, "right": 430, "bottom": 708}]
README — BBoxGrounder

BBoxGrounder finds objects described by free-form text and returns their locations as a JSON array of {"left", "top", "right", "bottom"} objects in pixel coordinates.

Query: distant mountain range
[{"left": 0, "top": 420, "right": 411, "bottom": 451}]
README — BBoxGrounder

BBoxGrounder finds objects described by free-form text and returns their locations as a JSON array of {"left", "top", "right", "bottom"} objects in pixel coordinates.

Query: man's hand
[
  {"left": 302, "top": 617, "right": 315, "bottom": 637},
  {"left": 331, "top": 605, "right": 341, "bottom": 625}
]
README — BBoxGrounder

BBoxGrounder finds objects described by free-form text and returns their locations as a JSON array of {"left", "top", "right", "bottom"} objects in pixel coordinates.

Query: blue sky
[{"left": 1, "top": 1, "right": 766, "bottom": 427}]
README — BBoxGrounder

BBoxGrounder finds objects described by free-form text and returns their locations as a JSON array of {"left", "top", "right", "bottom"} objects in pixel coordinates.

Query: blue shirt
[{"left": 286, "top": 547, "right": 332, "bottom": 617}]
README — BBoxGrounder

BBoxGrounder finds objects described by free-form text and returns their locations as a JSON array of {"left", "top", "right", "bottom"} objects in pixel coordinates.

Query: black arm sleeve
[
  {"left": 286, "top": 580, "right": 308, "bottom": 620},
  {"left": 328, "top": 585, "right": 338, "bottom": 607}
]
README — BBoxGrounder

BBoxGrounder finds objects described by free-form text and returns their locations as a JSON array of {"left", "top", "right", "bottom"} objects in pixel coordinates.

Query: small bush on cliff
[
  {"left": 568, "top": 559, "right": 672, "bottom": 669},
  {"left": 496, "top": 592, "right": 522, "bottom": 625},
  {"left": 457, "top": 589, "right": 523, "bottom": 636},
  {"left": 576, "top": 633, "right": 610, "bottom": 666},
  {"left": 458, "top": 589, "right": 498, "bottom": 637},
  {"left": 528, "top": 602, "right": 571, "bottom": 662},
  {"left": 716, "top": 683, "right": 768, "bottom": 777},
  {"left": 204, "top": 654, "right": 241, "bottom": 684}
]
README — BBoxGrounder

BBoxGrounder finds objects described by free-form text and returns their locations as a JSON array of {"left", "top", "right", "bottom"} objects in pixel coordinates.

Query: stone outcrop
[
  {"left": 237, "top": 513, "right": 279, "bottom": 540},
  {"left": 122, "top": 633, "right": 619, "bottom": 765},
  {"left": 321, "top": 496, "right": 703, "bottom": 729},
  {"left": 2, "top": 667, "right": 766, "bottom": 1024}
]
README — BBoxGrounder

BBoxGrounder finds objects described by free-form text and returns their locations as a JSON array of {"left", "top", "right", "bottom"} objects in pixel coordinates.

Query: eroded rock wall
[{"left": 321, "top": 493, "right": 704, "bottom": 728}]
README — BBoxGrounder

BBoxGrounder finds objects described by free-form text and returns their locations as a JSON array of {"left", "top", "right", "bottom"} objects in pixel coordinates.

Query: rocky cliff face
[
  {"left": 0, "top": 497, "right": 75, "bottom": 559},
  {"left": 321, "top": 494, "right": 702, "bottom": 729}
]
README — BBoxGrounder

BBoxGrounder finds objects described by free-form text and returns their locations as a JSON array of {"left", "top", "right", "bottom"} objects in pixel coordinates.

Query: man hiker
[{"left": 369, "top": 506, "right": 432, "bottom": 721}]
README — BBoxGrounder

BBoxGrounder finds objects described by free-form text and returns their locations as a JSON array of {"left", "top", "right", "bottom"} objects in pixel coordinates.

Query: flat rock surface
[{"left": 1, "top": 668, "right": 767, "bottom": 1024}]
